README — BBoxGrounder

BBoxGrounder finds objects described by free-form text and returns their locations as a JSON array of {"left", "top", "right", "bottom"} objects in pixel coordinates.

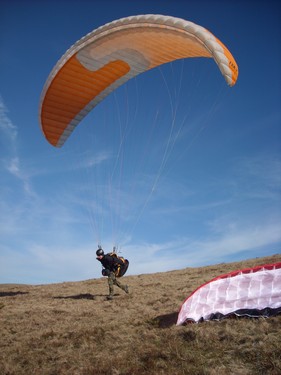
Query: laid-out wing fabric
[
  {"left": 39, "top": 14, "right": 238, "bottom": 147},
  {"left": 177, "top": 262, "right": 281, "bottom": 325}
]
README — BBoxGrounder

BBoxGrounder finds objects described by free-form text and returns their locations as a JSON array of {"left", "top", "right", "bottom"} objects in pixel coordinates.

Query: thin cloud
[
  {"left": 230, "top": 154, "right": 281, "bottom": 202},
  {"left": 66, "top": 149, "right": 112, "bottom": 171},
  {"left": 0, "top": 95, "right": 34, "bottom": 196},
  {"left": 0, "top": 96, "right": 18, "bottom": 144},
  {"left": 237, "top": 154, "right": 281, "bottom": 187},
  {"left": 1, "top": 216, "right": 280, "bottom": 284},
  {"left": 126, "top": 219, "right": 281, "bottom": 275},
  {"left": 0, "top": 243, "right": 96, "bottom": 284},
  {"left": 195, "top": 222, "right": 281, "bottom": 260}
]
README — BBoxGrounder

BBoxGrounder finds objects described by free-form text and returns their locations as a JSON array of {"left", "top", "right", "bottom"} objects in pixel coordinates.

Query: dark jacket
[{"left": 97, "top": 254, "right": 124, "bottom": 272}]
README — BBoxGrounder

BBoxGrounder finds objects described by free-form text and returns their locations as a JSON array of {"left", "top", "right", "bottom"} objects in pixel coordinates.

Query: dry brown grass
[{"left": 1, "top": 254, "right": 281, "bottom": 375}]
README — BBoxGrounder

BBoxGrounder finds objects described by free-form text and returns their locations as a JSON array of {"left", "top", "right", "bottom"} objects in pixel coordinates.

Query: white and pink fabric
[{"left": 177, "top": 262, "right": 281, "bottom": 325}]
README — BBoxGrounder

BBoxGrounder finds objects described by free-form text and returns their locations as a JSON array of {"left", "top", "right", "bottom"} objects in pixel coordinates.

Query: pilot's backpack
[{"left": 108, "top": 252, "right": 129, "bottom": 277}]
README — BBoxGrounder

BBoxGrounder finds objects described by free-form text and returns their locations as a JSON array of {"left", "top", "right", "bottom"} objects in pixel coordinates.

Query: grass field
[{"left": 1, "top": 253, "right": 280, "bottom": 375}]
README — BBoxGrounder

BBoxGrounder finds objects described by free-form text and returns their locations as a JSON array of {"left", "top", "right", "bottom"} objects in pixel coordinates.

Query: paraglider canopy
[
  {"left": 39, "top": 14, "right": 238, "bottom": 147},
  {"left": 177, "top": 262, "right": 281, "bottom": 325}
]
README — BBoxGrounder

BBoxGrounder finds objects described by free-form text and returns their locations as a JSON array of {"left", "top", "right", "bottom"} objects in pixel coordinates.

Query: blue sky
[{"left": 1, "top": 0, "right": 280, "bottom": 284}]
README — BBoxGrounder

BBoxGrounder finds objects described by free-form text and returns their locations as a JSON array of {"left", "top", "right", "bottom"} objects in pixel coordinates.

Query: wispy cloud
[
  {"left": 0, "top": 243, "right": 96, "bottom": 284},
  {"left": 0, "top": 96, "right": 18, "bottom": 146},
  {"left": 1, "top": 210, "right": 280, "bottom": 284},
  {"left": 77, "top": 149, "right": 112, "bottom": 169},
  {"left": 233, "top": 154, "right": 281, "bottom": 198},
  {"left": 0, "top": 95, "right": 34, "bottom": 196},
  {"left": 125, "top": 219, "right": 281, "bottom": 276},
  {"left": 190, "top": 221, "right": 281, "bottom": 263}
]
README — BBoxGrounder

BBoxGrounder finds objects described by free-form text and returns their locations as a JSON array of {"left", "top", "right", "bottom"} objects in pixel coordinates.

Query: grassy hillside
[{"left": 1, "top": 254, "right": 281, "bottom": 375}]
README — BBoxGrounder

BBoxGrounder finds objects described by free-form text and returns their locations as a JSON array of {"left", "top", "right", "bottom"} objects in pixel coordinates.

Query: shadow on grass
[
  {"left": 0, "top": 291, "right": 29, "bottom": 297},
  {"left": 54, "top": 293, "right": 96, "bottom": 300},
  {"left": 153, "top": 311, "right": 178, "bottom": 328}
]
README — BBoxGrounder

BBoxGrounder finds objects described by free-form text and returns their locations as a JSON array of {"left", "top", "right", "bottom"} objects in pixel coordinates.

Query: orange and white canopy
[{"left": 39, "top": 14, "right": 238, "bottom": 147}]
